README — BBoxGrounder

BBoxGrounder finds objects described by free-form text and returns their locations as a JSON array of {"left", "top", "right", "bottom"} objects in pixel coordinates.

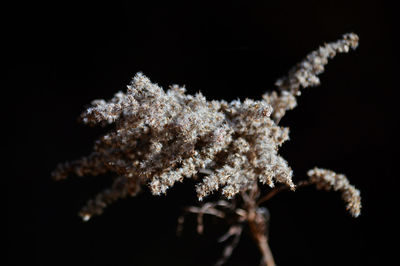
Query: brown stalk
[{"left": 242, "top": 186, "right": 275, "bottom": 266}]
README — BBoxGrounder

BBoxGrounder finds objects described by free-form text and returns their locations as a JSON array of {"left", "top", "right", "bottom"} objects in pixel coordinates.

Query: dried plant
[{"left": 53, "top": 33, "right": 361, "bottom": 266}]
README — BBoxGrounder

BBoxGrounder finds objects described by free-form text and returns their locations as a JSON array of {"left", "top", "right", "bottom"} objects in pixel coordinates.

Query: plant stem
[{"left": 248, "top": 217, "right": 275, "bottom": 266}]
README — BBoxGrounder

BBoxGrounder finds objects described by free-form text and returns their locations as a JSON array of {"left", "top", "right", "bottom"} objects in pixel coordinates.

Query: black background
[{"left": 8, "top": 0, "right": 397, "bottom": 265}]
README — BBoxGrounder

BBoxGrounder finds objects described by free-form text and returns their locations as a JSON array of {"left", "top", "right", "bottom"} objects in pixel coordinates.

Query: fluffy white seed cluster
[
  {"left": 307, "top": 167, "right": 361, "bottom": 217},
  {"left": 52, "top": 33, "right": 360, "bottom": 220},
  {"left": 53, "top": 72, "right": 292, "bottom": 214}
]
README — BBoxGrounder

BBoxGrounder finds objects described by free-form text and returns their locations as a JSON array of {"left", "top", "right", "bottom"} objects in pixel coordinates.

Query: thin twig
[
  {"left": 215, "top": 225, "right": 243, "bottom": 266},
  {"left": 257, "top": 180, "right": 311, "bottom": 205}
]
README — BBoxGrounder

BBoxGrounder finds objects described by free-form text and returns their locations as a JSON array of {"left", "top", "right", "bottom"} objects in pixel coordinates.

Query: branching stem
[{"left": 257, "top": 180, "right": 311, "bottom": 205}]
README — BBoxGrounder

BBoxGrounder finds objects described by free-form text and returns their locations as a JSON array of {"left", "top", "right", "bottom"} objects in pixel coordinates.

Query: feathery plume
[
  {"left": 307, "top": 167, "right": 361, "bottom": 217},
  {"left": 264, "top": 33, "right": 359, "bottom": 122}
]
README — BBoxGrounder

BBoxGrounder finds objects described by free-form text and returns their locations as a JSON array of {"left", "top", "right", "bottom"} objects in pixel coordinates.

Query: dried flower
[{"left": 53, "top": 33, "right": 361, "bottom": 266}]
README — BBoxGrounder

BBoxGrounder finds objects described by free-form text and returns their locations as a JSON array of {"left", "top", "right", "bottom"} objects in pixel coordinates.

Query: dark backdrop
[{"left": 8, "top": 0, "right": 397, "bottom": 265}]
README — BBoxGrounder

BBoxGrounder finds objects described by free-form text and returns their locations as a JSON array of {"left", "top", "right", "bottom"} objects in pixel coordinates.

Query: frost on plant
[{"left": 53, "top": 33, "right": 361, "bottom": 266}]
